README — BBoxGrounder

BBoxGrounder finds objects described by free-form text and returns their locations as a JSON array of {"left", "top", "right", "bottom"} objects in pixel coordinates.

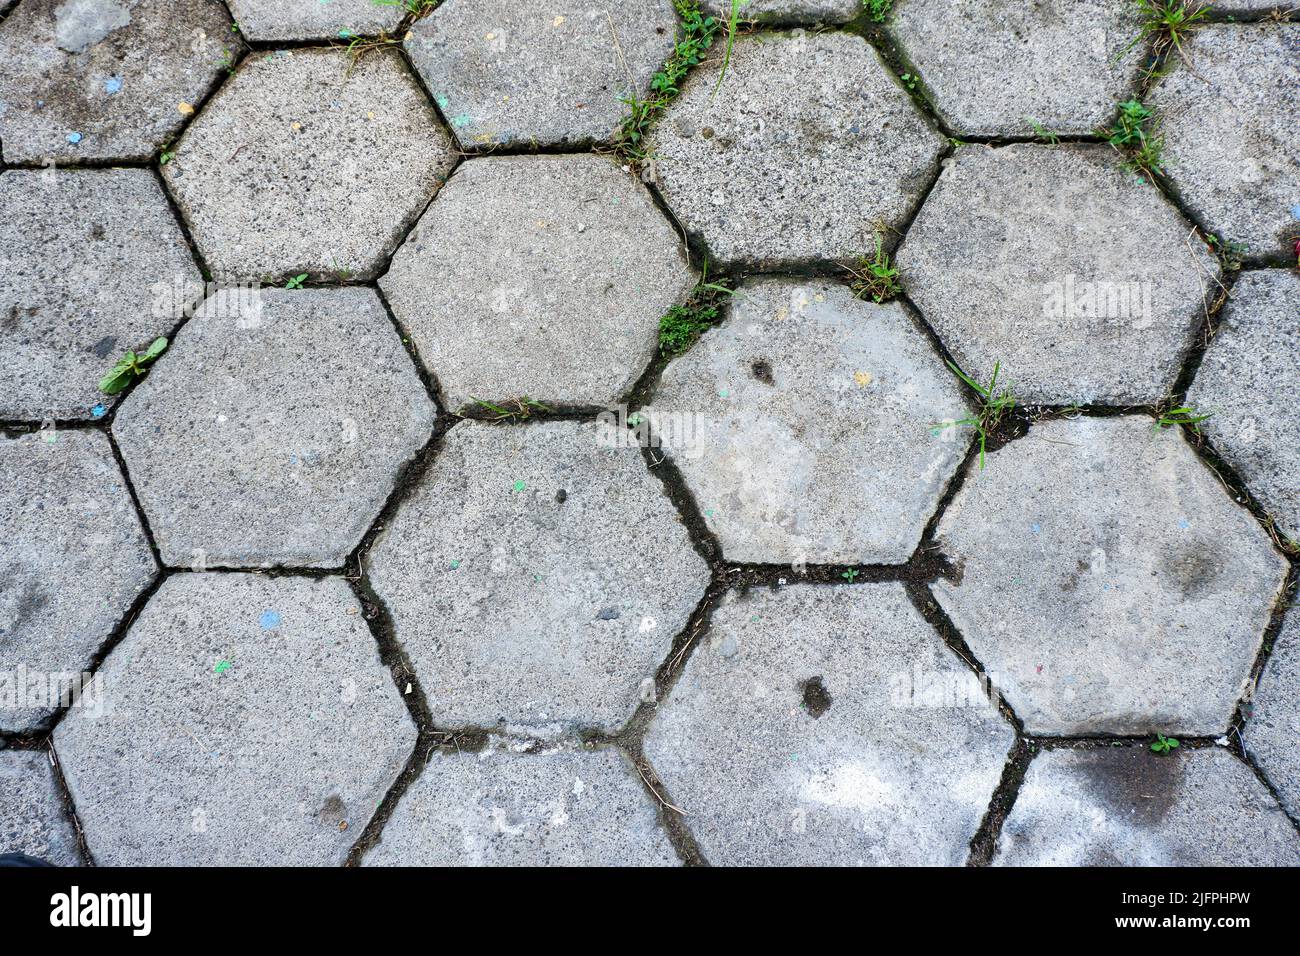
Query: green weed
[
  {"left": 846, "top": 235, "right": 902, "bottom": 303},
  {"left": 1103, "top": 99, "right": 1164, "bottom": 180},
  {"left": 862, "top": 0, "right": 893, "bottom": 23},
  {"left": 1150, "top": 732, "right": 1180, "bottom": 754},
  {"left": 934, "top": 360, "right": 1018, "bottom": 469},
  {"left": 99, "top": 338, "right": 168, "bottom": 395},
  {"left": 1154, "top": 404, "right": 1211, "bottom": 432},
  {"left": 469, "top": 396, "right": 551, "bottom": 421},
  {"left": 1124, "top": 0, "right": 1210, "bottom": 61}
]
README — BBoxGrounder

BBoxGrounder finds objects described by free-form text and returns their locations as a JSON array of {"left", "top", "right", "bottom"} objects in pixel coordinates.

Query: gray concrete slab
[
  {"left": 1244, "top": 608, "right": 1300, "bottom": 818},
  {"left": 227, "top": 0, "right": 403, "bottom": 42},
  {"left": 53, "top": 573, "right": 415, "bottom": 866},
  {"left": 0, "top": 749, "right": 81, "bottom": 866},
  {"left": 112, "top": 287, "right": 435, "bottom": 569}
]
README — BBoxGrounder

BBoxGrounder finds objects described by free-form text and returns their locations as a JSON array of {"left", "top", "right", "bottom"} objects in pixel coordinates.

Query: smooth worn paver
[
  {"left": 54, "top": 574, "right": 415, "bottom": 866},
  {"left": 367, "top": 421, "right": 710, "bottom": 737},
  {"left": 645, "top": 584, "right": 1014, "bottom": 866},
  {"left": 898, "top": 145, "right": 1219, "bottom": 404},
  {"left": 1150, "top": 24, "right": 1299, "bottom": 256},
  {"left": 0, "top": 169, "right": 202, "bottom": 421},
  {"left": 364, "top": 744, "right": 677, "bottom": 866},
  {"left": 405, "top": 0, "right": 677, "bottom": 149},
  {"left": 1245, "top": 609, "right": 1300, "bottom": 818},
  {"left": 0, "top": 0, "right": 234, "bottom": 163},
  {"left": 382, "top": 155, "right": 694, "bottom": 412},
  {"left": 935, "top": 417, "right": 1288, "bottom": 737},
  {"left": 113, "top": 288, "right": 434, "bottom": 570},
  {"left": 0, "top": 749, "right": 81, "bottom": 866},
  {"left": 226, "top": 0, "right": 403, "bottom": 42},
  {"left": 700, "top": 1, "right": 859, "bottom": 21},
  {"left": 994, "top": 747, "right": 1300, "bottom": 866},
  {"left": 649, "top": 278, "right": 971, "bottom": 564},
  {"left": 163, "top": 48, "right": 455, "bottom": 282},
  {"left": 650, "top": 32, "right": 945, "bottom": 268},
  {"left": 1, "top": 430, "right": 156, "bottom": 733},
  {"left": 891, "top": 0, "right": 1145, "bottom": 137},
  {"left": 1186, "top": 270, "right": 1300, "bottom": 542}
]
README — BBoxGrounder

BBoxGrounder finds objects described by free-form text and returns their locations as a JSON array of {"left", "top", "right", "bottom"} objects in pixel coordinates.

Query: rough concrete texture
[
  {"left": 0, "top": 430, "right": 156, "bottom": 734},
  {"left": 0, "top": 169, "right": 202, "bottom": 421},
  {"left": 112, "top": 288, "right": 434, "bottom": 570},
  {"left": 898, "top": 145, "right": 1219, "bottom": 404},
  {"left": 649, "top": 32, "right": 945, "bottom": 268},
  {"left": 0, "top": 749, "right": 81, "bottom": 865},
  {"left": 1150, "top": 24, "right": 1299, "bottom": 255},
  {"left": 365, "top": 744, "right": 677, "bottom": 866},
  {"left": 54, "top": 573, "right": 415, "bottom": 866},
  {"left": 1186, "top": 270, "right": 1300, "bottom": 541},
  {"left": 405, "top": 0, "right": 677, "bottom": 149},
  {"left": 1245, "top": 609, "right": 1300, "bottom": 818},
  {"left": 0, "top": 0, "right": 234, "bottom": 163},
  {"left": 226, "top": 0, "right": 403, "bottom": 42},
  {"left": 381, "top": 155, "right": 694, "bottom": 412},
  {"left": 645, "top": 584, "right": 1014, "bottom": 865},
  {"left": 891, "top": 0, "right": 1145, "bottom": 137},
  {"left": 935, "top": 416, "right": 1288, "bottom": 736},
  {"left": 162, "top": 48, "right": 455, "bottom": 282},
  {"left": 994, "top": 747, "right": 1300, "bottom": 866},
  {"left": 367, "top": 421, "right": 711, "bottom": 736},
  {"left": 700, "top": 1, "right": 859, "bottom": 21},
  {"left": 649, "top": 278, "right": 971, "bottom": 564}
]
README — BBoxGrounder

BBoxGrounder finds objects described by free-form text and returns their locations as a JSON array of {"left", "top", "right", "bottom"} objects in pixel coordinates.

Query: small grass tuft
[
  {"left": 862, "top": 0, "right": 893, "bottom": 23},
  {"left": 99, "top": 337, "right": 168, "bottom": 395},
  {"left": 469, "top": 396, "right": 551, "bottom": 421},
  {"left": 1205, "top": 233, "right": 1249, "bottom": 271},
  {"left": 934, "top": 359, "right": 1018, "bottom": 470},
  {"left": 284, "top": 273, "right": 308, "bottom": 290},
  {"left": 1124, "top": 0, "right": 1210, "bottom": 62},
  {"left": 659, "top": 263, "right": 734, "bottom": 356},
  {"left": 1154, "top": 404, "right": 1212, "bottom": 432},
  {"left": 373, "top": 0, "right": 439, "bottom": 16},
  {"left": 616, "top": 2, "right": 720, "bottom": 164},
  {"left": 845, "top": 234, "right": 902, "bottom": 303},
  {"left": 1103, "top": 98, "right": 1164, "bottom": 181},
  {"left": 1026, "top": 118, "right": 1060, "bottom": 145}
]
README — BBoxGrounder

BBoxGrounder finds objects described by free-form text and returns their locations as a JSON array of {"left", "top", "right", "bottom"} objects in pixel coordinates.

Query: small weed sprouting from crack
[
  {"left": 934, "top": 360, "right": 1018, "bottom": 470},
  {"left": 712, "top": 0, "right": 746, "bottom": 96},
  {"left": 1153, "top": 402, "right": 1212, "bottom": 433},
  {"left": 1102, "top": 98, "right": 1164, "bottom": 182},
  {"left": 615, "top": 2, "right": 720, "bottom": 165},
  {"left": 342, "top": 31, "right": 399, "bottom": 76},
  {"left": 844, "top": 234, "right": 902, "bottom": 304},
  {"left": 466, "top": 396, "right": 551, "bottom": 422},
  {"left": 1150, "top": 731, "right": 1180, "bottom": 754},
  {"left": 862, "top": 0, "right": 893, "bottom": 23},
  {"left": 98, "top": 337, "right": 168, "bottom": 395},
  {"left": 658, "top": 264, "right": 735, "bottom": 357},
  {"left": 283, "top": 272, "right": 308, "bottom": 290},
  {"left": 373, "top": 0, "right": 439, "bottom": 17},
  {"left": 1205, "top": 233, "right": 1250, "bottom": 272},
  {"left": 1026, "top": 117, "right": 1060, "bottom": 146},
  {"left": 1124, "top": 0, "right": 1210, "bottom": 63}
]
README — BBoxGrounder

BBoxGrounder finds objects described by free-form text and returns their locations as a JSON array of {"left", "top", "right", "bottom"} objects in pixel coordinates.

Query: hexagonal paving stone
[
  {"left": 1186, "top": 270, "right": 1300, "bottom": 540},
  {"left": 0, "top": 749, "right": 82, "bottom": 865},
  {"left": 113, "top": 288, "right": 434, "bottom": 570},
  {"left": 367, "top": 420, "right": 711, "bottom": 736},
  {"left": 405, "top": 0, "right": 677, "bottom": 149},
  {"left": 993, "top": 747, "right": 1300, "bottom": 866},
  {"left": 648, "top": 278, "right": 972, "bottom": 564},
  {"left": 162, "top": 47, "right": 455, "bottom": 282},
  {"left": 0, "top": 169, "right": 202, "bottom": 421},
  {"left": 54, "top": 573, "right": 415, "bottom": 865},
  {"left": 381, "top": 155, "right": 694, "bottom": 412},
  {"left": 1, "top": 430, "right": 156, "bottom": 733},
  {"left": 226, "top": 0, "right": 403, "bottom": 42},
  {"left": 700, "top": 1, "right": 859, "bottom": 22},
  {"left": 644, "top": 584, "right": 1015, "bottom": 865},
  {"left": 364, "top": 744, "right": 677, "bottom": 866},
  {"left": 649, "top": 31, "right": 945, "bottom": 268},
  {"left": 1149, "top": 24, "right": 1299, "bottom": 255},
  {"left": 897, "top": 145, "right": 1219, "bottom": 404},
  {"left": 891, "top": 0, "right": 1145, "bottom": 137},
  {"left": 934, "top": 416, "right": 1288, "bottom": 736},
  {"left": 0, "top": 0, "right": 234, "bottom": 163},
  {"left": 1245, "top": 609, "right": 1299, "bottom": 818}
]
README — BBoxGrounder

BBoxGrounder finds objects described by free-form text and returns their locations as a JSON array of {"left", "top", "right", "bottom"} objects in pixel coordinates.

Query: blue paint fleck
[
  {"left": 1178, "top": 518, "right": 1191, "bottom": 529},
  {"left": 105, "top": 77, "right": 122, "bottom": 95},
  {"left": 259, "top": 610, "right": 281, "bottom": 630},
  {"left": 451, "top": 114, "right": 472, "bottom": 129},
  {"left": 90, "top": 404, "right": 106, "bottom": 419},
  {"left": 1030, "top": 523, "right": 1041, "bottom": 534},
  {"left": 66, "top": 132, "right": 82, "bottom": 145},
  {"left": 1291, "top": 203, "right": 1300, "bottom": 221}
]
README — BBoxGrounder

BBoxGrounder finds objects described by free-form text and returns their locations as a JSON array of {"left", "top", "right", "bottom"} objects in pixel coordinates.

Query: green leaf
[
  {"left": 142, "top": 336, "right": 168, "bottom": 362},
  {"left": 99, "top": 365, "right": 135, "bottom": 394}
]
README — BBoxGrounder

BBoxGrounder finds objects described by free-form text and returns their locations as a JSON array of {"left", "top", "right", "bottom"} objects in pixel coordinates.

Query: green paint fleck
[
  {"left": 214, "top": 660, "right": 232, "bottom": 675},
  {"left": 451, "top": 113, "right": 472, "bottom": 129},
  {"left": 513, "top": 479, "right": 526, "bottom": 492},
  {"left": 449, "top": 559, "right": 461, "bottom": 570}
]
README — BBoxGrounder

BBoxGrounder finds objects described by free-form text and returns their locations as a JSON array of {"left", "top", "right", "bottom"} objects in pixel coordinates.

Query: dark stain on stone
[
  {"left": 1159, "top": 548, "right": 1221, "bottom": 599},
  {"left": 1076, "top": 747, "right": 1183, "bottom": 827},
  {"left": 319, "top": 794, "right": 345, "bottom": 826},
  {"left": 555, "top": 489, "right": 567, "bottom": 504},
  {"left": 91, "top": 335, "right": 116, "bottom": 358},
  {"left": 750, "top": 358, "right": 774, "bottom": 385},
  {"left": 800, "top": 676, "right": 832, "bottom": 718},
  {"left": 1060, "top": 558, "right": 1089, "bottom": 593},
  {"left": 90, "top": 224, "right": 105, "bottom": 240},
  {"left": 596, "top": 607, "right": 620, "bottom": 621}
]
